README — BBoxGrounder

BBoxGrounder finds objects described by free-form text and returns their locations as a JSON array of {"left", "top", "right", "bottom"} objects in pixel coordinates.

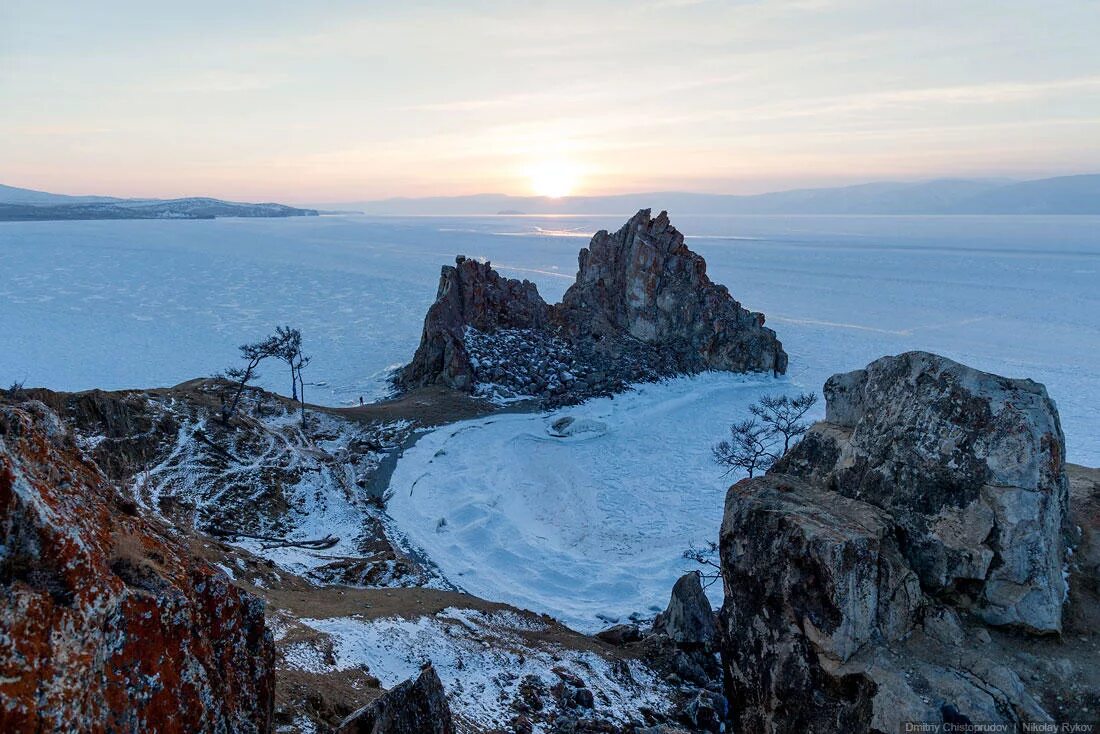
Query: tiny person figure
[{"left": 359, "top": 396, "right": 364, "bottom": 405}]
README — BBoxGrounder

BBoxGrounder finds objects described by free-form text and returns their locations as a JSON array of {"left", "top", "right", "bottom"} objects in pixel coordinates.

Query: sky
[{"left": 1, "top": 0, "right": 1099, "bottom": 203}]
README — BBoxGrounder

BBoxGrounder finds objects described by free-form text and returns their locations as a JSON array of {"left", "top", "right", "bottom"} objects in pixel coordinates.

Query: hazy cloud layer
[{"left": 1, "top": 0, "right": 1097, "bottom": 200}]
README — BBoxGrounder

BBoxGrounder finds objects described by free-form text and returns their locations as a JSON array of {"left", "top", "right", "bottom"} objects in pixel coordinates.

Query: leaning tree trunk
[{"left": 297, "top": 366, "right": 306, "bottom": 428}]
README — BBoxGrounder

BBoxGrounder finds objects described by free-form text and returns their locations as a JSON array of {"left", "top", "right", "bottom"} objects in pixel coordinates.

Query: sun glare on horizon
[{"left": 529, "top": 160, "right": 579, "bottom": 198}]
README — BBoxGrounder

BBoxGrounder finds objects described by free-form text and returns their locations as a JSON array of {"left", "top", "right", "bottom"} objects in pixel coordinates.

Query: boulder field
[{"left": 398, "top": 209, "right": 787, "bottom": 403}]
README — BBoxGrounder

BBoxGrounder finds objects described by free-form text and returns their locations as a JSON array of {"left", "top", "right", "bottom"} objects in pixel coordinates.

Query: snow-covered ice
[
  {"left": 387, "top": 373, "right": 800, "bottom": 631},
  {"left": 2, "top": 213, "right": 1096, "bottom": 460}
]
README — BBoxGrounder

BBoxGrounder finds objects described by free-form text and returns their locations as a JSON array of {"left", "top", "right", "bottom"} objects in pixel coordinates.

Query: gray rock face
[
  {"left": 776, "top": 351, "right": 1068, "bottom": 633},
  {"left": 397, "top": 210, "right": 786, "bottom": 402},
  {"left": 717, "top": 352, "right": 1075, "bottom": 732},
  {"left": 653, "top": 572, "right": 718, "bottom": 649},
  {"left": 719, "top": 477, "right": 1054, "bottom": 733},
  {"left": 336, "top": 665, "right": 454, "bottom": 734}
]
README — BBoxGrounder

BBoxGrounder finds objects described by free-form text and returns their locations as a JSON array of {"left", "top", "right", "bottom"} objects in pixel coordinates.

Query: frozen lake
[{"left": 1, "top": 213, "right": 1097, "bottom": 463}]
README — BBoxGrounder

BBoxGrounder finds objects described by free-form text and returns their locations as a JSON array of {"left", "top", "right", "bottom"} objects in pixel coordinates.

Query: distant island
[
  {"left": 321, "top": 173, "right": 1100, "bottom": 216},
  {"left": 0, "top": 183, "right": 318, "bottom": 221}
]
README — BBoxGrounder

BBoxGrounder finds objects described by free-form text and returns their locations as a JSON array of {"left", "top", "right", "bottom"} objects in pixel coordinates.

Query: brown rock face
[
  {"left": 558, "top": 209, "right": 787, "bottom": 375},
  {"left": 398, "top": 210, "right": 786, "bottom": 401},
  {"left": 0, "top": 401, "right": 274, "bottom": 733},
  {"left": 400, "top": 255, "right": 551, "bottom": 391}
]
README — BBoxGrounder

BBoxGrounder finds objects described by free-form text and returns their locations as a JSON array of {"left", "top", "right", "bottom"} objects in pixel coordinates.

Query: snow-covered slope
[
  {"left": 280, "top": 608, "right": 672, "bottom": 731},
  {"left": 386, "top": 373, "right": 802, "bottom": 631}
]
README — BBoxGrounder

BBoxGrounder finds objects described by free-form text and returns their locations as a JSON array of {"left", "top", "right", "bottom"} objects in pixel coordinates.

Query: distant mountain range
[
  {"left": 326, "top": 174, "right": 1100, "bottom": 216},
  {"left": 0, "top": 184, "right": 318, "bottom": 221},
  {"left": 4, "top": 174, "right": 1097, "bottom": 221}
]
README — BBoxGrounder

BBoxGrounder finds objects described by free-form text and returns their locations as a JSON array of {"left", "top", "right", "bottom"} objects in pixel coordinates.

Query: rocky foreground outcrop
[
  {"left": 718, "top": 352, "right": 1084, "bottom": 731},
  {"left": 336, "top": 665, "right": 454, "bottom": 734},
  {"left": 0, "top": 400, "right": 275, "bottom": 732},
  {"left": 399, "top": 210, "right": 786, "bottom": 403}
]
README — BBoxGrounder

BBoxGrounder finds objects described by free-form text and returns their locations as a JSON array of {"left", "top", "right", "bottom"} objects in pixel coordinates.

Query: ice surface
[
  {"left": 4, "top": 212, "right": 1096, "bottom": 644},
  {"left": 2, "top": 213, "right": 1095, "bottom": 460},
  {"left": 386, "top": 373, "right": 800, "bottom": 631}
]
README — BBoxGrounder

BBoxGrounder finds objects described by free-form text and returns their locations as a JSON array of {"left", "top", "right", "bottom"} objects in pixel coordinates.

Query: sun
[{"left": 529, "top": 160, "right": 578, "bottom": 198}]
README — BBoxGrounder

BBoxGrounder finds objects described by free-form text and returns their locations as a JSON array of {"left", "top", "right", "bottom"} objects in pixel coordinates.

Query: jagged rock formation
[
  {"left": 398, "top": 210, "right": 786, "bottom": 403},
  {"left": 336, "top": 665, "right": 454, "bottom": 734},
  {"left": 400, "top": 256, "right": 551, "bottom": 392},
  {"left": 0, "top": 400, "right": 275, "bottom": 732},
  {"left": 557, "top": 210, "right": 787, "bottom": 376},
  {"left": 717, "top": 352, "right": 1081, "bottom": 732}
]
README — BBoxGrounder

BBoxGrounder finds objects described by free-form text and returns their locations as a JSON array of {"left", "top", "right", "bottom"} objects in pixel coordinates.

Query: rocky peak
[
  {"left": 0, "top": 400, "right": 274, "bottom": 732},
  {"left": 398, "top": 210, "right": 787, "bottom": 402},
  {"left": 652, "top": 572, "right": 718, "bottom": 649},
  {"left": 399, "top": 256, "right": 550, "bottom": 392},
  {"left": 559, "top": 209, "right": 786, "bottom": 375},
  {"left": 336, "top": 664, "right": 454, "bottom": 734}
]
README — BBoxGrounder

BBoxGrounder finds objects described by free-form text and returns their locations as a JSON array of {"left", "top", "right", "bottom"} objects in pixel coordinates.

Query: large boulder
[
  {"left": 719, "top": 475, "right": 923, "bottom": 732},
  {"left": 718, "top": 475, "right": 1052, "bottom": 732},
  {"left": 336, "top": 664, "right": 453, "bottom": 734},
  {"left": 716, "top": 352, "right": 1076, "bottom": 732},
  {"left": 652, "top": 572, "right": 718, "bottom": 649},
  {"left": 775, "top": 351, "right": 1068, "bottom": 632},
  {"left": 397, "top": 210, "right": 786, "bottom": 402},
  {"left": 0, "top": 401, "right": 274, "bottom": 732}
]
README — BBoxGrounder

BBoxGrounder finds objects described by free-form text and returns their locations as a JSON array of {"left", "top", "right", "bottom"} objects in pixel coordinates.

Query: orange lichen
[{"left": 0, "top": 402, "right": 274, "bottom": 733}]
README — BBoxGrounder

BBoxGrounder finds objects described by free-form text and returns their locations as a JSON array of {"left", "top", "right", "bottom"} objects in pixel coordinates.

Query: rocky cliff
[
  {"left": 399, "top": 256, "right": 551, "bottom": 392},
  {"left": 398, "top": 210, "right": 787, "bottom": 403},
  {"left": 717, "top": 352, "right": 1091, "bottom": 732},
  {"left": 0, "top": 400, "right": 275, "bottom": 732},
  {"left": 558, "top": 209, "right": 787, "bottom": 376}
]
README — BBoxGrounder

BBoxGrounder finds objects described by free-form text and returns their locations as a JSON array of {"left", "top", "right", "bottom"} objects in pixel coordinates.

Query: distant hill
[
  {"left": 0, "top": 184, "right": 318, "bottom": 221},
  {"left": 0, "top": 183, "right": 128, "bottom": 206},
  {"left": 947, "top": 174, "right": 1100, "bottom": 214},
  {"left": 325, "top": 174, "right": 1100, "bottom": 216}
]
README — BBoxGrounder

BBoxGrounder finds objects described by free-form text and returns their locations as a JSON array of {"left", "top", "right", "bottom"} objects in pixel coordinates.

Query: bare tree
[
  {"left": 274, "top": 326, "right": 301, "bottom": 400},
  {"left": 292, "top": 349, "right": 311, "bottom": 428},
  {"left": 712, "top": 392, "right": 819, "bottom": 477},
  {"left": 217, "top": 333, "right": 285, "bottom": 425},
  {"left": 272, "top": 326, "right": 312, "bottom": 428},
  {"left": 712, "top": 417, "right": 777, "bottom": 478},
  {"left": 683, "top": 541, "right": 723, "bottom": 588},
  {"left": 749, "top": 392, "right": 819, "bottom": 453}
]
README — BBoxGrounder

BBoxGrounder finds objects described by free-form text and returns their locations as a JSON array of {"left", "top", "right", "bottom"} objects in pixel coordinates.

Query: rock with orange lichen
[{"left": 0, "top": 400, "right": 274, "bottom": 733}]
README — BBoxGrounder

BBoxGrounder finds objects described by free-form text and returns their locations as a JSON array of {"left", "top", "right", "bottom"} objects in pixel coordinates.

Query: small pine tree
[{"left": 712, "top": 392, "right": 818, "bottom": 477}]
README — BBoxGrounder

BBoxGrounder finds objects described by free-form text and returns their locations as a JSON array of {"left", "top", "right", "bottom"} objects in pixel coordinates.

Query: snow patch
[{"left": 287, "top": 608, "right": 672, "bottom": 731}]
